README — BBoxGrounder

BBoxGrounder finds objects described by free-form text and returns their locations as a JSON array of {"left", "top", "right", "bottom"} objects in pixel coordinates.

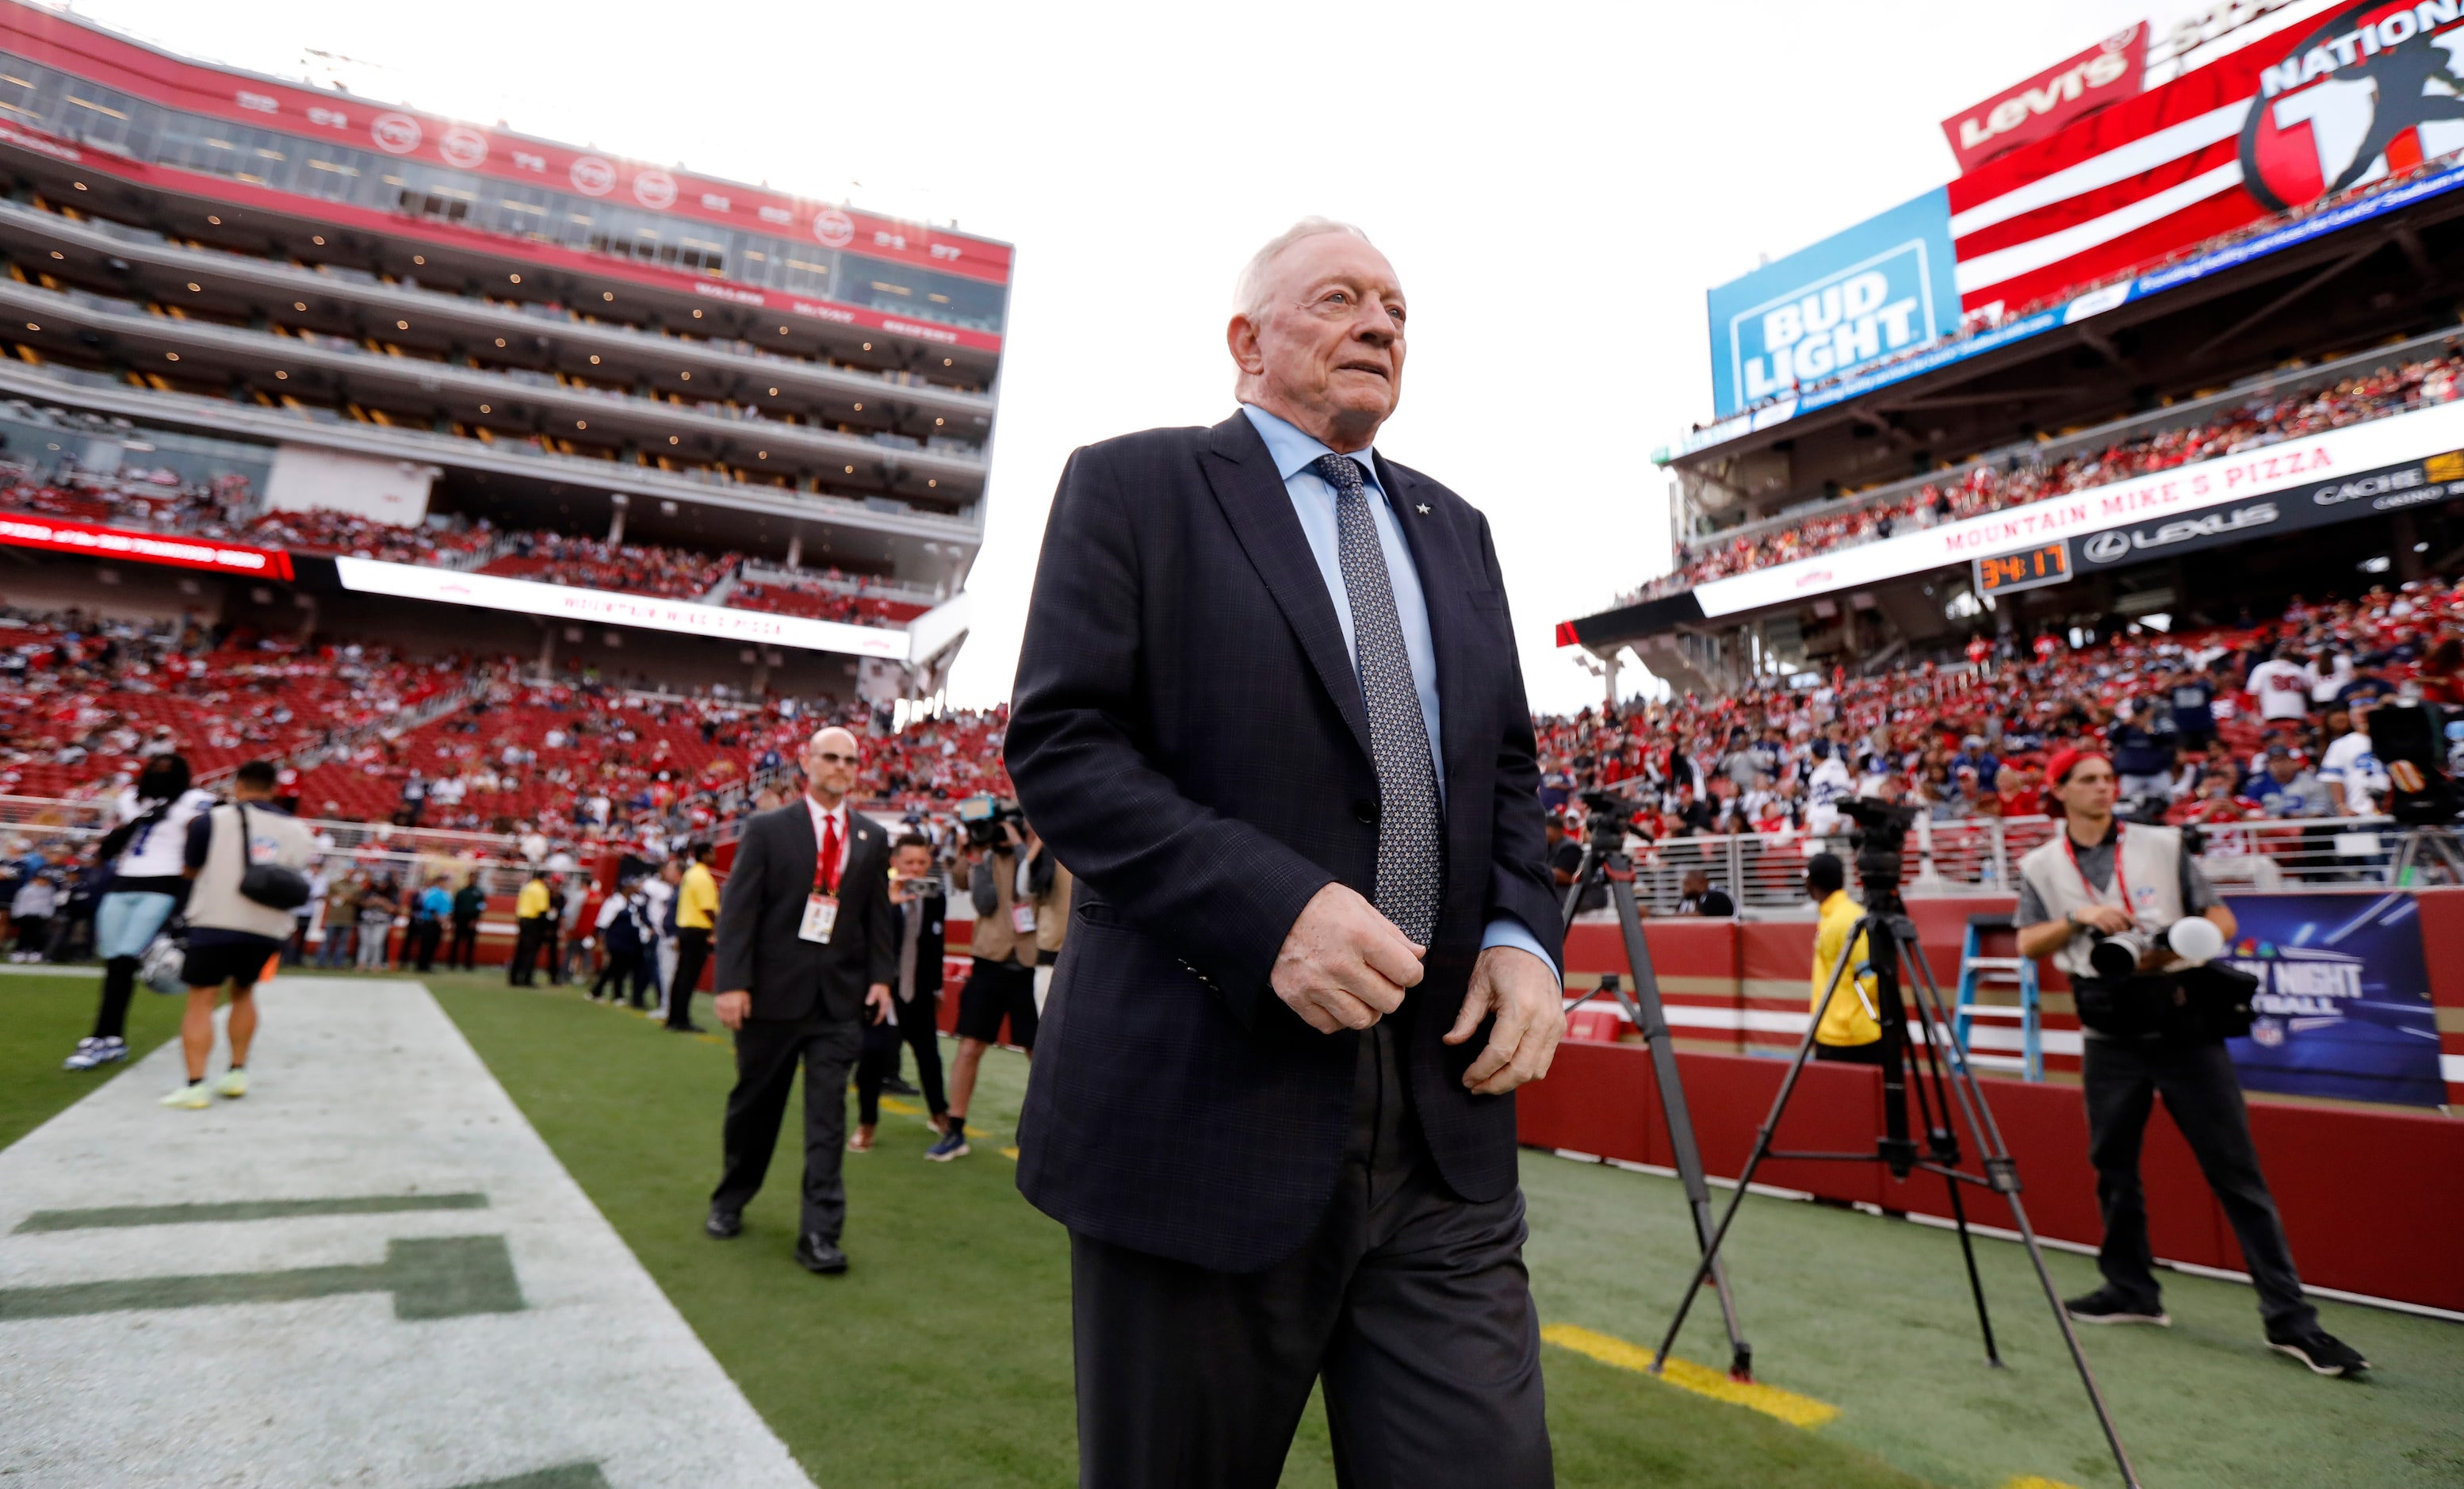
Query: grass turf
[
  {"left": 9, "top": 966, "right": 2458, "bottom": 1487},
  {"left": 0, "top": 970, "right": 186, "bottom": 1150},
  {"left": 417, "top": 970, "right": 1934, "bottom": 1488}
]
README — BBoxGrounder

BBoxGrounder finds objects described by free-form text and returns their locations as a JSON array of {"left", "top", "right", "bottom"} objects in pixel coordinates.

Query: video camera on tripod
[
  {"left": 1836, "top": 795, "right": 1918, "bottom": 896},
  {"left": 955, "top": 794, "right": 1026, "bottom": 849}
]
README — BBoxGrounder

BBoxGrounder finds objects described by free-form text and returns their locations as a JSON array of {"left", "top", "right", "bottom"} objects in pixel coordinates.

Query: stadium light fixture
[
  {"left": 668, "top": 435, "right": 679, "bottom": 444},
  {"left": 478, "top": 404, "right": 490, "bottom": 413},
  {"left": 165, "top": 352, "right": 178, "bottom": 361},
  {"left": 602, "top": 291, "right": 614, "bottom": 301},
  {"left": 275, "top": 371, "right": 288, "bottom": 381},
  {"left": 293, "top": 301, "right": 306, "bottom": 312},
  {"left": 509, "top": 274, "right": 522, "bottom": 284},
  {"left": 494, "top": 338, "right": 506, "bottom": 348},
  {"left": 844, "top": 465, "right": 854, "bottom": 473},
  {"left": 589, "top": 354, "right": 601, "bottom": 365},
  {"left": 396, "top": 320, "right": 409, "bottom": 331},
  {"left": 21, "top": 322, "right": 34, "bottom": 331},
  {"left": 943, "top": 358, "right": 952, "bottom": 366},
  {"left": 928, "top": 480, "right": 937, "bottom": 488},
  {"left": 691, "top": 308, "right": 703, "bottom": 318},
  {"left": 186, "top": 282, "right": 200, "bottom": 292},
  {"left": 311, "top": 234, "right": 322, "bottom": 244},
  {"left": 576, "top": 420, "right": 587, "bottom": 430},
  {"left": 862, "top": 342, "right": 872, "bottom": 351},
  {"left": 412, "top": 255, "right": 425, "bottom": 266},
  {"left": 71, "top": 181, "right": 85, "bottom": 190},
  {"left": 768, "top": 387, "right": 779, "bottom": 396},
  {"left": 852, "top": 402, "right": 863, "bottom": 411},
  {"left": 935, "top": 418, "right": 943, "bottom": 426},
  {"left": 47, "top": 251, "right": 59, "bottom": 259},
  {"left": 679, "top": 371, "right": 690, "bottom": 381}
]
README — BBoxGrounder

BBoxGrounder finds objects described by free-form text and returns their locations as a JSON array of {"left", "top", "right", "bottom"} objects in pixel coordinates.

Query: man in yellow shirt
[
  {"left": 666, "top": 842, "right": 721, "bottom": 1032},
  {"left": 1805, "top": 852, "right": 1882, "bottom": 1064},
  {"left": 508, "top": 868, "right": 552, "bottom": 987}
]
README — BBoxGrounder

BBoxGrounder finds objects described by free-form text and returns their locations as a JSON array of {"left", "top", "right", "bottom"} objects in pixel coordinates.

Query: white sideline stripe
[
  {"left": 1949, "top": 98, "right": 2252, "bottom": 239},
  {"left": 1552, "top": 1150, "right": 2464, "bottom": 1322},
  {"left": 0, "top": 978, "right": 813, "bottom": 1489},
  {"left": 0, "top": 963, "right": 101, "bottom": 977},
  {"left": 1955, "top": 159, "right": 2248, "bottom": 296}
]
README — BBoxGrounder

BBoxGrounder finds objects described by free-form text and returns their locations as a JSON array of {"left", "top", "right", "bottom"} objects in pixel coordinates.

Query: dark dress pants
[
  {"left": 2083, "top": 1032, "right": 2317, "bottom": 1334},
  {"left": 668, "top": 927, "right": 713, "bottom": 1027},
  {"left": 592, "top": 949, "right": 647, "bottom": 1005},
  {"left": 855, "top": 990, "right": 946, "bottom": 1124},
  {"left": 448, "top": 915, "right": 480, "bottom": 970},
  {"left": 714, "top": 1013, "right": 863, "bottom": 1239},
  {"left": 507, "top": 918, "right": 548, "bottom": 985},
  {"left": 1068, "top": 1026, "right": 1551, "bottom": 1489}
]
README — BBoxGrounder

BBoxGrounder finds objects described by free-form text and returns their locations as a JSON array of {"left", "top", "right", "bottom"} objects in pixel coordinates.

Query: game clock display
[{"left": 1972, "top": 542, "right": 2072, "bottom": 596}]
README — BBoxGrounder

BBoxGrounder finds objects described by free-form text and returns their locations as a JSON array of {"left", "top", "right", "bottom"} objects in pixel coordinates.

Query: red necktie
[{"left": 818, "top": 812, "right": 842, "bottom": 895}]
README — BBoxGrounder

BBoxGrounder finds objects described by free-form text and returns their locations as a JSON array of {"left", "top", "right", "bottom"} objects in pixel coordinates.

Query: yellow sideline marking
[
  {"left": 1541, "top": 1323, "right": 1840, "bottom": 1429},
  {"left": 879, "top": 1097, "right": 922, "bottom": 1116},
  {"left": 1999, "top": 1479, "right": 2083, "bottom": 1489},
  {"left": 1001, "top": 1146, "right": 1020, "bottom": 1161}
]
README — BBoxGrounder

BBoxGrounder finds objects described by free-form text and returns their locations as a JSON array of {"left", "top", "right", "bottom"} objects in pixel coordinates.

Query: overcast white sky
[{"left": 76, "top": 0, "right": 2158, "bottom": 711}]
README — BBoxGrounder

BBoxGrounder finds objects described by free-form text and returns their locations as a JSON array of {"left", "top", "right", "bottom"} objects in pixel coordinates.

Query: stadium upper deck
[
  {"left": 0, "top": 0, "right": 1001, "bottom": 691},
  {"left": 1569, "top": 0, "right": 2464, "bottom": 698}
]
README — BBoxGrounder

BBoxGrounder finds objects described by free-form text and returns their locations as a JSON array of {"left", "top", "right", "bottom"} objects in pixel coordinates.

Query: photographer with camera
[
  {"left": 928, "top": 804, "right": 1054, "bottom": 1162},
  {"left": 2014, "top": 747, "right": 2367, "bottom": 1378}
]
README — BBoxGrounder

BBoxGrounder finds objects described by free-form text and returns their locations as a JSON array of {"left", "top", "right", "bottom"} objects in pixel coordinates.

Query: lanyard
[{"left": 2063, "top": 822, "right": 2126, "bottom": 911}]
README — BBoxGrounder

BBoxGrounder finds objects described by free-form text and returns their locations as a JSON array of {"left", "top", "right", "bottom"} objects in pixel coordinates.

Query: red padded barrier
[{"left": 1521, "top": 1039, "right": 2464, "bottom": 1311}]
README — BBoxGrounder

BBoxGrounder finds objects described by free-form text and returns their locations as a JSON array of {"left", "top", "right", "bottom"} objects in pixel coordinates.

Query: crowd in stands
[
  {"left": 1638, "top": 349, "right": 2463, "bottom": 603},
  {"left": 0, "top": 606, "right": 457, "bottom": 800},
  {"left": 1540, "top": 582, "right": 2464, "bottom": 852},
  {"left": 0, "top": 465, "right": 931, "bottom": 628}
]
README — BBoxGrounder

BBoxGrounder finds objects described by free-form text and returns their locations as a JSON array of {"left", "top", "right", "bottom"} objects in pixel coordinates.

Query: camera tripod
[
  {"left": 2388, "top": 821, "right": 2464, "bottom": 886},
  {"left": 1559, "top": 802, "right": 1753, "bottom": 1381},
  {"left": 1649, "top": 812, "right": 2143, "bottom": 1489}
]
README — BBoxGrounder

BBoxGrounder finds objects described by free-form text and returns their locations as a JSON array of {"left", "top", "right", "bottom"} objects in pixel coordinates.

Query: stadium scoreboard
[{"left": 1973, "top": 542, "right": 2071, "bottom": 597}]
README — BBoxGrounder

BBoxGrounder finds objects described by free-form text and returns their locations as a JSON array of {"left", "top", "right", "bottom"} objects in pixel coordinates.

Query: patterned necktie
[{"left": 1312, "top": 453, "right": 1441, "bottom": 945}]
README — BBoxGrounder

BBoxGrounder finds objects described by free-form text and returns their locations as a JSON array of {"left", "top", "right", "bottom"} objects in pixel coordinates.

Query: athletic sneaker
[
  {"left": 2064, "top": 1287, "right": 2171, "bottom": 1326},
  {"left": 2268, "top": 1326, "right": 2370, "bottom": 1377},
  {"left": 925, "top": 1125, "right": 970, "bottom": 1162},
  {"left": 212, "top": 1069, "right": 249, "bottom": 1099},
  {"left": 159, "top": 1083, "right": 212, "bottom": 1110},
  {"left": 63, "top": 1035, "right": 128, "bottom": 1071}
]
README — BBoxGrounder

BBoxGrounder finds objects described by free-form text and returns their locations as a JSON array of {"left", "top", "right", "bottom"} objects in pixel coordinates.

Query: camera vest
[
  {"left": 2015, "top": 821, "right": 2187, "bottom": 981},
  {"left": 187, "top": 802, "right": 316, "bottom": 943}
]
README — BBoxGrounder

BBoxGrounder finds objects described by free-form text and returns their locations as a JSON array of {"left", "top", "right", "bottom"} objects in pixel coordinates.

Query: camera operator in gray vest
[{"left": 2014, "top": 747, "right": 2367, "bottom": 1378}]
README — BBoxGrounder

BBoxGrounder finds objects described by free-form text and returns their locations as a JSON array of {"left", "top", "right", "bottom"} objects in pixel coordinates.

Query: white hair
[{"left": 1231, "top": 217, "right": 1373, "bottom": 323}]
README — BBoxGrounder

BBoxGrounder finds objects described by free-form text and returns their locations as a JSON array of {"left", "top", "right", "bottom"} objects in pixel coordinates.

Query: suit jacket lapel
[
  {"left": 1375, "top": 454, "right": 1479, "bottom": 856},
  {"left": 1199, "top": 412, "right": 1375, "bottom": 764}
]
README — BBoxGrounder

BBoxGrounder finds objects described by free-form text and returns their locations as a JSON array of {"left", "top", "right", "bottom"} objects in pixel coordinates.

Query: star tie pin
[{"left": 1415, "top": 503, "right": 1430, "bottom": 514}]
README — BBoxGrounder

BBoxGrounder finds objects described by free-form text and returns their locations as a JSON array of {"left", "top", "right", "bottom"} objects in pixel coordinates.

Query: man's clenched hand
[
  {"left": 1444, "top": 945, "right": 1563, "bottom": 1095},
  {"left": 1271, "top": 882, "right": 1423, "bottom": 1034}
]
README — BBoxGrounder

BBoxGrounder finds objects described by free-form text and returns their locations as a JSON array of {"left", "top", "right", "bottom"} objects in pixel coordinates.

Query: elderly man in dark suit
[
  {"left": 1008, "top": 218, "right": 1566, "bottom": 1487},
  {"left": 705, "top": 725, "right": 896, "bottom": 1274}
]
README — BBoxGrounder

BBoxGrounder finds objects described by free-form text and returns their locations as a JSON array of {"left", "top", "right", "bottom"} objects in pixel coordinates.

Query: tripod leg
[
  {"left": 1900, "top": 940, "right": 2141, "bottom": 1488},
  {"left": 1651, "top": 922, "right": 1869, "bottom": 1373},
  {"left": 1608, "top": 875, "right": 1750, "bottom": 1380},
  {"left": 1942, "top": 1171, "right": 2002, "bottom": 1366}
]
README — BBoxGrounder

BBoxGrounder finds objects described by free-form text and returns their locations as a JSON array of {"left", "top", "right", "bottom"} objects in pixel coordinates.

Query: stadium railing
[{"left": 1600, "top": 812, "right": 2418, "bottom": 914}]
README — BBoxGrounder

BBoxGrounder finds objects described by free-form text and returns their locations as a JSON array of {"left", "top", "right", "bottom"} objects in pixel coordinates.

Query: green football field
[{"left": 6, "top": 967, "right": 2462, "bottom": 1487}]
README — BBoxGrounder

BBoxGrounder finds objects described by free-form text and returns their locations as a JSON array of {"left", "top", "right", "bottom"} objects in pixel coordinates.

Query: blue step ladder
[{"left": 1953, "top": 913, "right": 2042, "bottom": 1081}]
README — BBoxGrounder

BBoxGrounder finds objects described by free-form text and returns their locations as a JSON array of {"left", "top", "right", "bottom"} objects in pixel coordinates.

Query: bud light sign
[{"left": 1708, "top": 188, "right": 1962, "bottom": 419}]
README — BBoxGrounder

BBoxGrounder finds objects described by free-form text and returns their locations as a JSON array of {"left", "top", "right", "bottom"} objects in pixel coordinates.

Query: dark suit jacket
[
  {"left": 1007, "top": 411, "right": 1561, "bottom": 1272},
  {"left": 713, "top": 801, "right": 897, "bottom": 1024},
  {"left": 897, "top": 882, "right": 947, "bottom": 1000}
]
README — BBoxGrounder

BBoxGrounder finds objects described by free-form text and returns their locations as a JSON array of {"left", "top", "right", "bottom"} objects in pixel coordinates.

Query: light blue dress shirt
[{"left": 1239, "top": 404, "right": 1558, "bottom": 982}]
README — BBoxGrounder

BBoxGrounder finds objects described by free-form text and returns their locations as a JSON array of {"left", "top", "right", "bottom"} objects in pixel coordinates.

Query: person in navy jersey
[{"left": 1007, "top": 219, "right": 1563, "bottom": 1488}]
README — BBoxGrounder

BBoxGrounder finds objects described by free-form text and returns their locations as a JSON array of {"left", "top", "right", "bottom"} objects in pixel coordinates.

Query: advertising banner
[
  {"left": 2068, "top": 446, "right": 2464, "bottom": 570},
  {"left": 0, "top": 512, "right": 292, "bottom": 579},
  {"left": 2219, "top": 891, "right": 2446, "bottom": 1107},
  {"left": 331, "top": 556, "right": 910, "bottom": 660},
  {"left": 1942, "top": 25, "right": 2147, "bottom": 174},
  {"left": 1689, "top": 393, "right": 2464, "bottom": 618},
  {"left": 1949, "top": 0, "right": 2464, "bottom": 315},
  {"left": 1705, "top": 189, "right": 1962, "bottom": 418}
]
